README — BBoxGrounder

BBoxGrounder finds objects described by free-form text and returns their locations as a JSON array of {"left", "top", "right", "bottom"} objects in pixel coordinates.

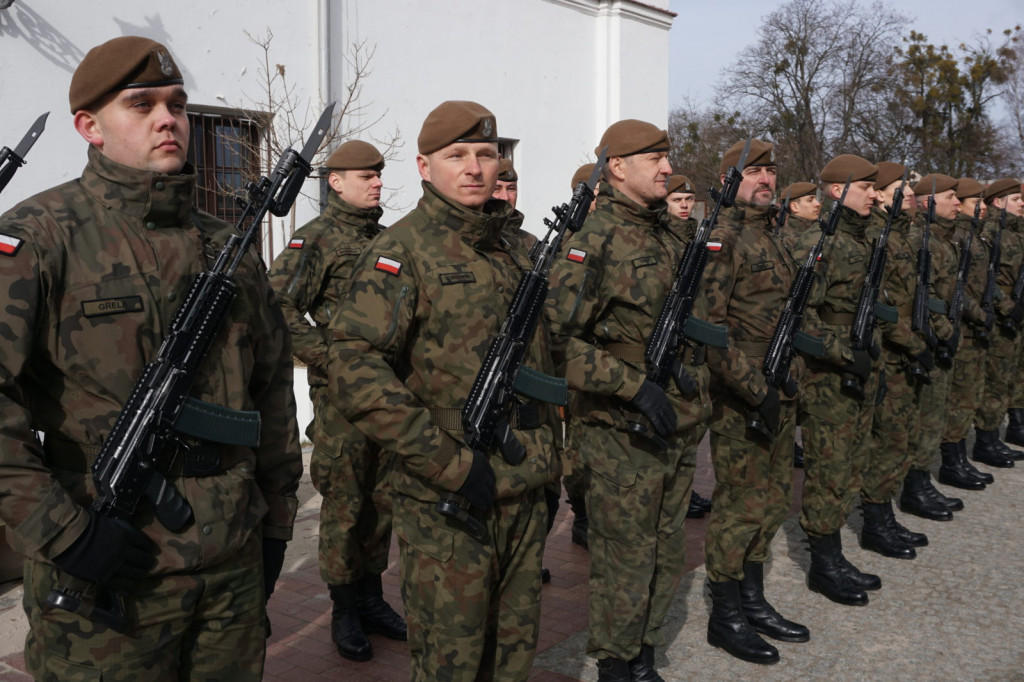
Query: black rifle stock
[
  {"left": 911, "top": 192, "right": 937, "bottom": 352},
  {"left": 1001, "top": 207, "right": 1024, "bottom": 338},
  {"left": 44, "top": 104, "right": 335, "bottom": 631},
  {"left": 0, "top": 113, "right": 48, "bottom": 196},
  {"left": 979, "top": 207, "right": 1001, "bottom": 346},
  {"left": 939, "top": 201, "right": 981, "bottom": 364}
]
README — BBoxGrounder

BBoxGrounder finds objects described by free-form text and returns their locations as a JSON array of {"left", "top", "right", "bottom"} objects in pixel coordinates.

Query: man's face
[
  {"left": 960, "top": 196, "right": 987, "bottom": 221},
  {"left": 666, "top": 191, "right": 696, "bottom": 219},
  {"left": 731, "top": 165, "right": 777, "bottom": 207},
  {"left": 611, "top": 152, "right": 672, "bottom": 207},
  {"left": 493, "top": 179, "right": 518, "bottom": 208},
  {"left": 417, "top": 142, "right": 499, "bottom": 210},
  {"left": 75, "top": 85, "right": 190, "bottom": 174},
  {"left": 330, "top": 169, "right": 383, "bottom": 210},
  {"left": 875, "top": 180, "right": 915, "bottom": 214},
  {"left": 1005, "top": 192, "right": 1024, "bottom": 217},
  {"left": 789, "top": 194, "right": 821, "bottom": 220},
  {"left": 933, "top": 189, "right": 961, "bottom": 220},
  {"left": 836, "top": 180, "right": 876, "bottom": 217}
]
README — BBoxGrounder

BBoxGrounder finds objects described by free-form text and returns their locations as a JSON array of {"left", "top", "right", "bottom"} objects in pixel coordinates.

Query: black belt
[{"left": 429, "top": 403, "right": 543, "bottom": 433}]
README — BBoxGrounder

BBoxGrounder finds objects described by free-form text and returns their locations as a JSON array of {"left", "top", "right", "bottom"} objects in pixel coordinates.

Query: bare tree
[{"left": 668, "top": 100, "right": 750, "bottom": 203}]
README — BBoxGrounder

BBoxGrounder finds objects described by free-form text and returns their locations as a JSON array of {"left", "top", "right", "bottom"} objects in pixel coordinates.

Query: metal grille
[{"left": 188, "top": 111, "right": 263, "bottom": 225}]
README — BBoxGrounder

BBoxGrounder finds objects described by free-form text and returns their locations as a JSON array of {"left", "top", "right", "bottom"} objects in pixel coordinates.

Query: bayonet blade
[
  {"left": 299, "top": 103, "right": 335, "bottom": 164},
  {"left": 12, "top": 112, "right": 49, "bottom": 161},
  {"left": 735, "top": 136, "right": 753, "bottom": 173},
  {"left": 587, "top": 147, "right": 609, "bottom": 191}
]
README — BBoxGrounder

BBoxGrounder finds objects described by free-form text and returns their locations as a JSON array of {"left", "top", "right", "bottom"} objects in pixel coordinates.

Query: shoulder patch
[
  {"left": 287, "top": 237, "right": 305, "bottom": 249},
  {"left": 706, "top": 241, "right": 723, "bottom": 252},
  {"left": 0, "top": 233, "right": 24, "bottom": 257},
  {"left": 374, "top": 255, "right": 402, "bottom": 276},
  {"left": 567, "top": 248, "right": 586, "bottom": 263}
]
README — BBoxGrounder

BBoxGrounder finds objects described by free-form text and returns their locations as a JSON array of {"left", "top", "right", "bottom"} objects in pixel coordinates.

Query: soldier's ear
[
  {"left": 607, "top": 156, "right": 628, "bottom": 183},
  {"left": 416, "top": 154, "right": 431, "bottom": 183},
  {"left": 74, "top": 110, "right": 104, "bottom": 148}
]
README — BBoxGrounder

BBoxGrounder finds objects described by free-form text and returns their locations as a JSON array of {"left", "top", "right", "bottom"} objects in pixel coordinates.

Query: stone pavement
[{"left": 1, "top": 435, "right": 1022, "bottom": 681}]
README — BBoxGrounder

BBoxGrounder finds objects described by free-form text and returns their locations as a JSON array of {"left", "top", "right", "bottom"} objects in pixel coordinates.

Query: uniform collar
[
  {"left": 418, "top": 181, "right": 514, "bottom": 250},
  {"left": 324, "top": 192, "right": 384, "bottom": 238},
  {"left": 836, "top": 205, "right": 869, "bottom": 238},
  {"left": 596, "top": 181, "right": 672, "bottom": 233},
  {"left": 81, "top": 145, "right": 196, "bottom": 227}
]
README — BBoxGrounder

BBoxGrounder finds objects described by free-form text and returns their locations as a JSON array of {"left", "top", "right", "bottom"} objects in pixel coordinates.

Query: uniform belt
[
  {"left": 43, "top": 433, "right": 237, "bottom": 477},
  {"left": 429, "top": 403, "right": 542, "bottom": 434},
  {"left": 604, "top": 342, "right": 706, "bottom": 366},
  {"left": 896, "top": 304, "right": 912, "bottom": 318},
  {"left": 732, "top": 340, "right": 770, "bottom": 358},
  {"left": 820, "top": 311, "right": 855, "bottom": 325}
]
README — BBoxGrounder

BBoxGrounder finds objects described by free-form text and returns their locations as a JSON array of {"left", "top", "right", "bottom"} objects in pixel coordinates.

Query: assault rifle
[
  {"left": 938, "top": 200, "right": 982, "bottom": 365},
  {"left": 439, "top": 151, "right": 605, "bottom": 542},
  {"left": 774, "top": 187, "right": 791, "bottom": 233},
  {"left": 911, "top": 184, "right": 938, "bottom": 352},
  {"left": 979, "top": 206, "right": 1002, "bottom": 346},
  {"left": 0, "top": 112, "right": 48, "bottom": 196},
  {"left": 44, "top": 104, "right": 335, "bottom": 631},
  {"left": 1002, "top": 206, "right": 1024, "bottom": 338}
]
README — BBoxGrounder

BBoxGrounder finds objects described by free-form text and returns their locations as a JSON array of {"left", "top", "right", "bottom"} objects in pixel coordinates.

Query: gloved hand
[
  {"left": 868, "top": 341, "right": 881, "bottom": 361},
  {"left": 913, "top": 349, "right": 935, "bottom": 372},
  {"left": 456, "top": 449, "right": 496, "bottom": 511},
  {"left": 841, "top": 349, "right": 872, "bottom": 382},
  {"left": 756, "top": 387, "right": 781, "bottom": 436},
  {"left": 1009, "top": 302, "right": 1024, "bottom": 325},
  {"left": 923, "top": 328, "right": 939, "bottom": 350},
  {"left": 631, "top": 379, "right": 677, "bottom": 437},
  {"left": 262, "top": 537, "right": 287, "bottom": 603},
  {"left": 53, "top": 509, "right": 157, "bottom": 588}
]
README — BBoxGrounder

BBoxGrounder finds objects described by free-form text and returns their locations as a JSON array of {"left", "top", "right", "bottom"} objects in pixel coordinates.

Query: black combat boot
[
  {"left": 922, "top": 470, "right": 964, "bottom": 511},
  {"left": 806, "top": 533, "right": 869, "bottom": 606},
  {"left": 568, "top": 493, "right": 589, "bottom": 550},
  {"left": 686, "top": 491, "right": 706, "bottom": 519},
  {"left": 596, "top": 657, "right": 631, "bottom": 682},
  {"left": 860, "top": 502, "right": 915, "bottom": 559},
  {"left": 830, "top": 530, "right": 881, "bottom": 591},
  {"left": 959, "top": 439, "right": 994, "bottom": 484},
  {"left": 793, "top": 440, "right": 805, "bottom": 468},
  {"left": 973, "top": 428, "right": 1015, "bottom": 468},
  {"left": 938, "top": 441, "right": 986, "bottom": 490},
  {"left": 739, "top": 561, "right": 810, "bottom": 642},
  {"left": 899, "top": 469, "right": 953, "bottom": 521},
  {"left": 356, "top": 573, "right": 407, "bottom": 641},
  {"left": 329, "top": 583, "right": 372, "bottom": 661},
  {"left": 1006, "top": 408, "right": 1024, "bottom": 446},
  {"left": 885, "top": 499, "right": 928, "bottom": 547},
  {"left": 627, "top": 644, "right": 664, "bottom": 682},
  {"left": 707, "top": 578, "right": 780, "bottom": 664}
]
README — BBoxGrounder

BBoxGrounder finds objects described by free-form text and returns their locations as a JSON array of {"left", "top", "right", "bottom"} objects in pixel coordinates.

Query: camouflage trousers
[
  {"left": 580, "top": 421, "right": 696, "bottom": 661},
  {"left": 1010, "top": 330, "right": 1024, "bottom": 410},
  {"left": 393, "top": 487, "right": 546, "bottom": 682},
  {"left": 799, "top": 367, "right": 877, "bottom": 537},
  {"left": 942, "top": 340, "right": 987, "bottom": 443},
  {"left": 705, "top": 394, "right": 795, "bottom": 582},
  {"left": 863, "top": 350, "right": 918, "bottom": 503},
  {"left": 24, "top": 534, "right": 265, "bottom": 681},
  {"left": 976, "top": 330, "right": 1018, "bottom": 430},
  {"left": 908, "top": 362, "right": 952, "bottom": 470},
  {"left": 308, "top": 388, "right": 394, "bottom": 585}
]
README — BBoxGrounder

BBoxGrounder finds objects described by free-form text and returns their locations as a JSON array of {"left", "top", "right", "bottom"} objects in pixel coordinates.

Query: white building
[{"left": 1, "top": 0, "right": 674, "bottom": 432}]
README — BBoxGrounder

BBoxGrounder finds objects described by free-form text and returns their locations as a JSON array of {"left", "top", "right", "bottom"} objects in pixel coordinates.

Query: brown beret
[
  {"left": 417, "top": 100, "right": 497, "bottom": 155},
  {"left": 874, "top": 162, "right": 907, "bottom": 191},
  {"left": 325, "top": 140, "right": 384, "bottom": 172},
  {"left": 984, "top": 177, "right": 1022, "bottom": 202},
  {"left": 781, "top": 182, "right": 817, "bottom": 202},
  {"left": 820, "top": 154, "right": 878, "bottom": 184},
  {"left": 666, "top": 175, "right": 695, "bottom": 195},
  {"left": 69, "top": 36, "right": 183, "bottom": 113},
  {"left": 497, "top": 158, "right": 518, "bottom": 182},
  {"left": 571, "top": 163, "right": 596, "bottom": 190},
  {"left": 913, "top": 173, "right": 958, "bottom": 196},
  {"left": 596, "top": 120, "right": 670, "bottom": 158},
  {"left": 719, "top": 139, "right": 774, "bottom": 175},
  {"left": 956, "top": 177, "right": 984, "bottom": 200}
]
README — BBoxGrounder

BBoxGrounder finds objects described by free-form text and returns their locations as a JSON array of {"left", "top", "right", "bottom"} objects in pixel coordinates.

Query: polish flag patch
[
  {"left": 288, "top": 237, "right": 305, "bottom": 249},
  {"left": 706, "top": 241, "right": 723, "bottom": 252},
  {"left": 374, "top": 255, "right": 403, "bottom": 276},
  {"left": 0, "top": 233, "right": 24, "bottom": 257},
  {"left": 567, "top": 248, "right": 587, "bottom": 263}
]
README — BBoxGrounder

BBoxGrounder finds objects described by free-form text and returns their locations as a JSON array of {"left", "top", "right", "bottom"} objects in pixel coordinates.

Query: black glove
[
  {"left": 631, "top": 379, "right": 677, "bottom": 437},
  {"left": 1010, "top": 303, "right": 1024, "bottom": 325},
  {"left": 456, "top": 449, "right": 496, "bottom": 511},
  {"left": 923, "top": 328, "right": 939, "bottom": 350},
  {"left": 868, "top": 341, "right": 881, "bottom": 361},
  {"left": 756, "top": 387, "right": 781, "bottom": 436},
  {"left": 913, "top": 349, "right": 935, "bottom": 372},
  {"left": 841, "top": 349, "right": 872, "bottom": 382},
  {"left": 984, "top": 309, "right": 996, "bottom": 330},
  {"left": 875, "top": 370, "right": 888, "bottom": 406},
  {"left": 262, "top": 537, "right": 287, "bottom": 603},
  {"left": 53, "top": 509, "right": 157, "bottom": 588}
]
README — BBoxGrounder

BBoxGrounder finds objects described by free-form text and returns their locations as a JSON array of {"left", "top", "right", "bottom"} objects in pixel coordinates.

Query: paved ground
[{"left": 1, "top": 433, "right": 1023, "bottom": 681}]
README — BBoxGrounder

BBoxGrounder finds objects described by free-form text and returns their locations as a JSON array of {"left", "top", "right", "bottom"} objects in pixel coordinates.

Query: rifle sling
[
  {"left": 174, "top": 397, "right": 261, "bottom": 448},
  {"left": 604, "top": 342, "right": 707, "bottom": 367},
  {"left": 819, "top": 311, "right": 855, "bottom": 325}
]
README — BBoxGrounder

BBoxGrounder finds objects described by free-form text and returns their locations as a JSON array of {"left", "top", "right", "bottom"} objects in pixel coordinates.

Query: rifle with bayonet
[
  {"left": 774, "top": 188, "right": 791, "bottom": 233},
  {"left": 978, "top": 207, "right": 1001, "bottom": 346},
  {"left": 911, "top": 186, "right": 939, "bottom": 354},
  {"left": 44, "top": 103, "right": 336, "bottom": 632},
  {"left": 0, "top": 113, "right": 48, "bottom": 196},
  {"left": 939, "top": 200, "right": 982, "bottom": 365},
  {"left": 1000, "top": 206, "right": 1024, "bottom": 338}
]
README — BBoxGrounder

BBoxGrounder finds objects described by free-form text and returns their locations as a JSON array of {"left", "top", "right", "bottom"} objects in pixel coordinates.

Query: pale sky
[{"left": 668, "top": 0, "right": 1022, "bottom": 112}]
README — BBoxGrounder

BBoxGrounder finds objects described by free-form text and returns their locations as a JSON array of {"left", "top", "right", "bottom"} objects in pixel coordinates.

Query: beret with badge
[
  {"left": 571, "top": 163, "right": 596, "bottom": 190},
  {"left": 719, "top": 138, "right": 774, "bottom": 175},
  {"left": 781, "top": 182, "right": 817, "bottom": 202},
  {"left": 820, "top": 154, "right": 878, "bottom": 183},
  {"left": 913, "top": 173, "right": 957, "bottom": 196},
  {"left": 983, "top": 177, "right": 1022, "bottom": 202},
  {"left": 418, "top": 100, "right": 497, "bottom": 155},
  {"left": 497, "top": 158, "right": 518, "bottom": 182},
  {"left": 666, "top": 175, "right": 695, "bottom": 195},
  {"left": 70, "top": 36, "right": 184, "bottom": 113},
  {"left": 325, "top": 140, "right": 385, "bottom": 172},
  {"left": 596, "top": 120, "right": 670, "bottom": 158},
  {"left": 956, "top": 177, "right": 984, "bottom": 200},
  {"left": 873, "top": 162, "right": 907, "bottom": 191}
]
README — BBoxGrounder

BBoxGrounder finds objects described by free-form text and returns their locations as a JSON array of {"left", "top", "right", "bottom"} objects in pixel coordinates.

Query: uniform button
[
  {"left": 202, "top": 525, "right": 212, "bottom": 536},
  {"left": 146, "top": 221, "right": 157, "bottom": 230},
  {"left": 530, "top": 457, "right": 537, "bottom": 464},
  {"left": 155, "top": 181, "right": 166, "bottom": 191},
  {"left": 168, "top": 292, "right": 176, "bottom": 302},
  {"left": 498, "top": 286, "right": 505, "bottom": 293},
  {"left": 239, "top": 463, "right": 252, "bottom": 474}
]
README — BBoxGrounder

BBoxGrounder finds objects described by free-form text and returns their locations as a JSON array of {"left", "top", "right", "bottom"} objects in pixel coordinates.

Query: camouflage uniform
[
  {"left": 267, "top": 192, "right": 393, "bottom": 586},
  {"left": 325, "top": 182, "right": 560, "bottom": 681},
  {"left": 702, "top": 202, "right": 797, "bottom": 581},
  {"left": 0, "top": 147, "right": 302, "bottom": 680},
  {"left": 798, "top": 206, "right": 880, "bottom": 537},
  {"left": 863, "top": 207, "right": 929, "bottom": 503},
  {"left": 546, "top": 182, "right": 712, "bottom": 661}
]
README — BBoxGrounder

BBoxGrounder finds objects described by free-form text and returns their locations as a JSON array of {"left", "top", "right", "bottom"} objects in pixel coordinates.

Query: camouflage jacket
[
  {"left": 546, "top": 182, "right": 712, "bottom": 434},
  {"left": 781, "top": 214, "right": 819, "bottom": 260},
  {"left": 0, "top": 147, "right": 302, "bottom": 572},
  {"left": 982, "top": 212, "right": 1024, "bottom": 318},
  {"left": 950, "top": 213, "right": 989, "bottom": 328},
  {"left": 326, "top": 182, "right": 559, "bottom": 501},
  {"left": 867, "top": 207, "right": 927, "bottom": 357},
  {"left": 267, "top": 192, "right": 383, "bottom": 383},
  {"left": 702, "top": 202, "right": 797, "bottom": 406},
  {"left": 909, "top": 214, "right": 956, "bottom": 341}
]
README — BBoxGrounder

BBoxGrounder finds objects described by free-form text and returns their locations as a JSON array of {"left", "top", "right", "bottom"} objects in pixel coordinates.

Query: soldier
[
  {"left": 859, "top": 162, "right": 930, "bottom": 559},
  {"left": 325, "top": 101, "right": 561, "bottom": 681},
  {"left": 547, "top": 120, "right": 716, "bottom": 681},
  {"left": 974, "top": 178, "right": 1024, "bottom": 468},
  {"left": 493, "top": 157, "right": 519, "bottom": 207},
  {"left": 798, "top": 154, "right": 882, "bottom": 606},
  {"left": 996, "top": 180, "right": 1024, "bottom": 452},
  {"left": 0, "top": 36, "right": 302, "bottom": 679},
  {"left": 900, "top": 174, "right": 965, "bottom": 522},
  {"left": 702, "top": 139, "right": 807, "bottom": 665},
  {"left": 266, "top": 140, "right": 406, "bottom": 662}
]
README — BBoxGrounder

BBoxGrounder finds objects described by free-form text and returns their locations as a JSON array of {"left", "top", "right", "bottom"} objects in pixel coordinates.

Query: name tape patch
[
  {"left": 82, "top": 296, "right": 145, "bottom": 318},
  {"left": 439, "top": 271, "right": 476, "bottom": 285},
  {"left": 632, "top": 255, "right": 657, "bottom": 269},
  {"left": 374, "top": 255, "right": 402, "bottom": 276}
]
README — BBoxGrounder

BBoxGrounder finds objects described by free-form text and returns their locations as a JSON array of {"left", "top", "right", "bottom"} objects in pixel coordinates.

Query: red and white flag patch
[
  {"left": 374, "top": 255, "right": 402, "bottom": 276},
  {"left": 706, "top": 241, "right": 723, "bottom": 252},
  {"left": 0, "top": 233, "right": 24, "bottom": 257},
  {"left": 567, "top": 248, "right": 587, "bottom": 263},
  {"left": 288, "top": 237, "right": 305, "bottom": 249}
]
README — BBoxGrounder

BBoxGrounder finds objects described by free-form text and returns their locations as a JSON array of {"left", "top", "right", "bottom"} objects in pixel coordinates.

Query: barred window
[{"left": 187, "top": 106, "right": 266, "bottom": 225}]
